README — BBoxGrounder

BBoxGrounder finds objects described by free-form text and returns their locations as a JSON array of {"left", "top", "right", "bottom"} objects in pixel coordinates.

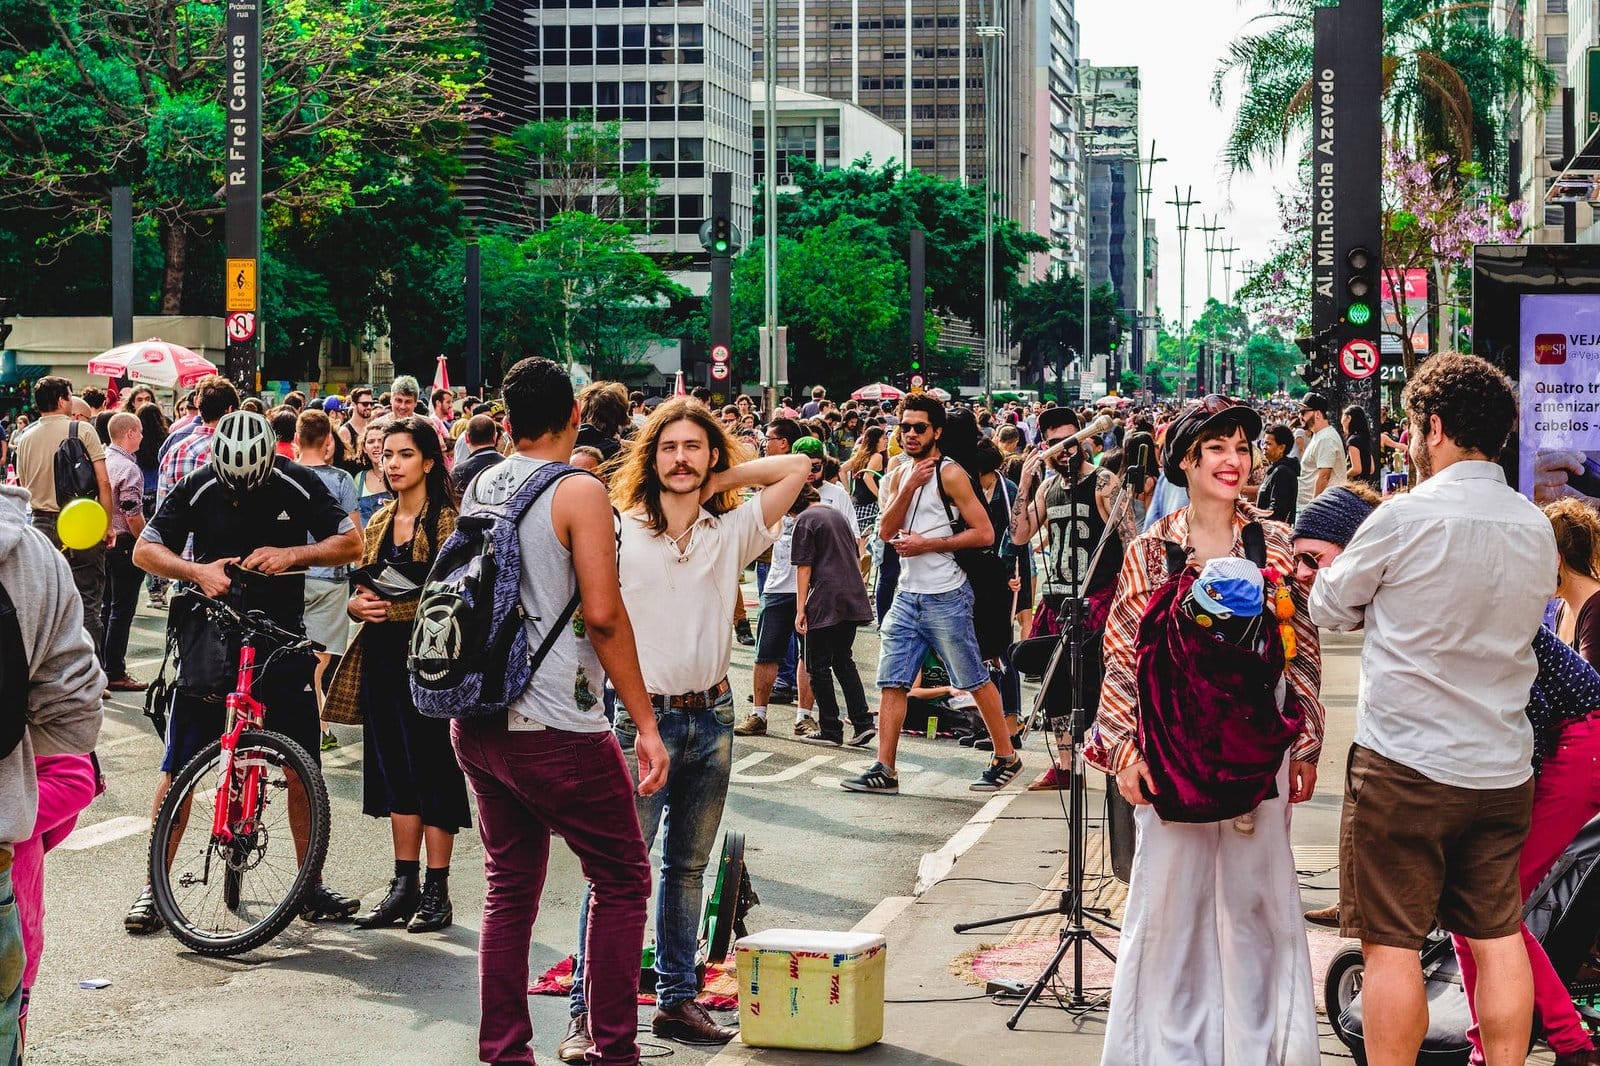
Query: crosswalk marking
[{"left": 58, "top": 815, "right": 149, "bottom": 851}]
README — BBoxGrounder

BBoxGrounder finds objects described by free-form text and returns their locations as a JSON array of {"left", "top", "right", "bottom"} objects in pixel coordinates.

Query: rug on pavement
[
  {"left": 946, "top": 829, "right": 1349, "bottom": 1011},
  {"left": 530, "top": 956, "right": 740, "bottom": 1012}
]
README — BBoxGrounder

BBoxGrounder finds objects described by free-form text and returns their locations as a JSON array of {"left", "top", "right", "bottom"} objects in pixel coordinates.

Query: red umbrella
[
  {"left": 673, "top": 370, "right": 686, "bottom": 397},
  {"left": 87, "top": 339, "right": 217, "bottom": 388},
  {"left": 432, "top": 354, "right": 450, "bottom": 393}
]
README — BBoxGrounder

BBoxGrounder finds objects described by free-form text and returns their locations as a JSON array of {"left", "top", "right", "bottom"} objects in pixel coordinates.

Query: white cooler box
[{"left": 734, "top": 928, "right": 886, "bottom": 1052}]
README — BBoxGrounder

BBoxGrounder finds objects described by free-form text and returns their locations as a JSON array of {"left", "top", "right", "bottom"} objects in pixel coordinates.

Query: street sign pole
[
  {"left": 1332, "top": 0, "right": 1382, "bottom": 436},
  {"left": 223, "top": 0, "right": 262, "bottom": 391}
]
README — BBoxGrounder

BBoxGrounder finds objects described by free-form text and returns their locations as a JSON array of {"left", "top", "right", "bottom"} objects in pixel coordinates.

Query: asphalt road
[{"left": 26, "top": 590, "right": 1004, "bottom": 1066}]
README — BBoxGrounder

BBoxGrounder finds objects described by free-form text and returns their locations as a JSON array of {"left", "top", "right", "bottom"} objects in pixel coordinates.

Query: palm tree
[{"left": 1212, "top": 0, "right": 1556, "bottom": 177}]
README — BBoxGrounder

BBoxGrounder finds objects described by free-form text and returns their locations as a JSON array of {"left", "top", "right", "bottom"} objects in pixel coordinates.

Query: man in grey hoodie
[{"left": 0, "top": 482, "right": 104, "bottom": 1062}]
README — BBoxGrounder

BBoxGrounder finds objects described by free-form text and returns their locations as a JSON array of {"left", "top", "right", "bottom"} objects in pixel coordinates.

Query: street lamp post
[
  {"left": 1198, "top": 215, "right": 1224, "bottom": 391},
  {"left": 1136, "top": 140, "right": 1166, "bottom": 381},
  {"left": 1166, "top": 186, "right": 1200, "bottom": 400},
  {"left": 762, "top": 0, "right": 779, "bottom": 414},
  {"left": 977, "top": 20, "right": 1005, "bottom": 398}
]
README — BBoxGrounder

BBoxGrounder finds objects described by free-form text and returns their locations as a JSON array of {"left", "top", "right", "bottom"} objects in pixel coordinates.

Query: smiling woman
[{"left": 1084, "top": 393, "right": 1328, "bottom": 1066}]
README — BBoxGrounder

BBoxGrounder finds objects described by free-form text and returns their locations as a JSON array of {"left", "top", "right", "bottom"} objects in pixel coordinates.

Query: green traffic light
[
  {"left": 1347, "top": 302, "right": 1372, "bottom": 326},
  {"left": 714, "top": 239, "right": 729, "bottom": 253}
]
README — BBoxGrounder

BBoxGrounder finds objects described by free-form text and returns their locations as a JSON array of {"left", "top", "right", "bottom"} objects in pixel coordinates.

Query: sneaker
[
  {"left": 124, "top": 884, "right": 164, "bottom": 935},
  {"left": 841, "top": 762, "right": 900, "bottom": 794},
  {"left": 971, "top": 754, "right": 1023, "bottom": 792},
  {"left": 769, "top": 687, "right": 798, "bottom": 705},
  {"left": 320, "top": 730, "right": 340, "bottom": 752},
  {"left": 301, "top": 883, "right": 361, "bottom": 921},
  {"left": 846, "top": 726, "right": 877, "bottom": 748},
  {"left": 1026, "top": 765, "right": 1071, "bottom": 791},
  {"left": 802, "top": 734, "right": 842, "bottom": 747},
  {"left": 793, "top": 715, "right": 821, "bottom": 738},
  {"left": 733, "top": 713, "right": 768, "bottom": 736}
]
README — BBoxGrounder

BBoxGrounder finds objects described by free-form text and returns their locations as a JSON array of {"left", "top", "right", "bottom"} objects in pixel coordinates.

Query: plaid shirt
[
  {"left": 1084, "top": 499, "right": 1326, "bottom": 775},
  {"left": 157, "top": 423, "right": 216, "bottom": 505}
]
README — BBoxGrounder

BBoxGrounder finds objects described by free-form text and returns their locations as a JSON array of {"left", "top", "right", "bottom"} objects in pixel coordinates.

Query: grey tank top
[{"left": 465, "top": 456, "right": 607, "bottom": 733}]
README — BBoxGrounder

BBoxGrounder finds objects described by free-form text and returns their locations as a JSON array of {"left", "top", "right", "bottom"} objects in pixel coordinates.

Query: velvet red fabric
[{"left": 1134, "top": 571, "right": 1303, "bottom": 823}]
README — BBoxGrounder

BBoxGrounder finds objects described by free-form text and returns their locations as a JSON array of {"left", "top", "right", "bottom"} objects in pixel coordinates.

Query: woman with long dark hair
[
  {"left": 135, "top": 402, "right": 171, "bottom": 607},
  {"left": 325, "top": 416, "right": 468, "bottom": 933},
  {"left": 1342, "top": 404, "right": 1379, "bottom": 488}
]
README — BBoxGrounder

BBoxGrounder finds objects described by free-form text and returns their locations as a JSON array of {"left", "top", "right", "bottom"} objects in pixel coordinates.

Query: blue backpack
[{"left": 408, "top": 461, "right": 586, "bottom": 719}]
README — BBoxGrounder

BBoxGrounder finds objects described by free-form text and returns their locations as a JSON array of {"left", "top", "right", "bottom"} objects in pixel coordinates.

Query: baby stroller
[{"left": 1327, "top": 812, "right": 1600, "bottom": 1064}]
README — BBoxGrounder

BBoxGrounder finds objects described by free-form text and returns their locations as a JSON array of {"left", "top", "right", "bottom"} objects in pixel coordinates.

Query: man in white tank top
[{"left": 840, "top": 394, "right": 1023, "bottom": 795}]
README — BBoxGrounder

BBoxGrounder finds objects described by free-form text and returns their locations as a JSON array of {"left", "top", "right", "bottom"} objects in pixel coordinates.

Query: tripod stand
[{"left": 952, "top": 460, "right": 1133, "bottom": 1024}]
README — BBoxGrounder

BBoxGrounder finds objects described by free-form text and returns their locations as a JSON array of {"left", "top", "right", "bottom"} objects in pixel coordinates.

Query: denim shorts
[
  {"left": 876, "top": 582, "right": 989, "bottom": 692},
  {"left": 0, "top": 865, "right": 22, "bottom": 1064}
]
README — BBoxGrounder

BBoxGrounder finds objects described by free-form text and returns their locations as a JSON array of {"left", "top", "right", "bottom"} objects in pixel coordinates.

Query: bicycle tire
[
  {"left": 149, "top": 729, "right": 330, "bottom": 956},
  {"left": 702, "top": 830, "right": 745, "bottom": 964}
]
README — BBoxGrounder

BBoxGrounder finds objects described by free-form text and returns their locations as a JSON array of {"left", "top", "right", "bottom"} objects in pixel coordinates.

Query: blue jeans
[
  {"left": 571, "top": 695, "right": 736, "bottom": 1012},
  {"left": 0, "top": 864, "right": 22, "bottom": 1066},
  {"left": 876, "top": 582, "right": 989, "bottom": 692}
]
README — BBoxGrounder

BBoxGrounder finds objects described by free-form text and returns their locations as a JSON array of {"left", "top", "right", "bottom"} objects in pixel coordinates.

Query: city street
[{"left": 24, "top": 593, "right": 1002, "bottom": 1066}]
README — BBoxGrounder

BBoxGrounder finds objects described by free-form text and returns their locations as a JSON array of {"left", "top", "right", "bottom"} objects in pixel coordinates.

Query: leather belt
[
  {"left": 0, "top": 849, "right": 12, "bottom": 873},
  {"left": 654, "top": 678, "right": 731, "bottom": 711}
]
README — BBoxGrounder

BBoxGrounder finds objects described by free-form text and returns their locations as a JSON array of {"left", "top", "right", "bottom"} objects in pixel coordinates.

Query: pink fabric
[
  {"left": 1453, "top": 714, "right": 1600, "bottom": 1059},
  {"left": 13, "top": 755, "right": 99, "bottom": 994}
]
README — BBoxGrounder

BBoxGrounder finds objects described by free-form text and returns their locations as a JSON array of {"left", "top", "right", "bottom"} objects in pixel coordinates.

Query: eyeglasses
[
  {"left": 765, "top": 434, "right": 785, "bottom": 442},
  {"left": 1294, "top": 551, "right": 1322, "bottom": 572},
  {"left": 810, "top": 462, "right": 823, "bottom": 473},
  {"left": 900, "top": 421, "right": 932, "bottom": 435},
  {"left": 1043, "top": 436, "right": 1072, "bottom": 448},
  {"left": 355, "top": 400, "right": 374, "bottom": 408},
  {"left": 1194, "top": 394, "right": 1248, "bottom": 417}
]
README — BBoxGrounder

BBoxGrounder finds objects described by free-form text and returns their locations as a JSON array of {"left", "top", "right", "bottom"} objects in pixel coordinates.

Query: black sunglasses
[
  {"left": 900, "top": 421, "right": 932, "bottom": 435},
  {"left": 1294, "top": 551, "right": 1322, "bottom": 572}
]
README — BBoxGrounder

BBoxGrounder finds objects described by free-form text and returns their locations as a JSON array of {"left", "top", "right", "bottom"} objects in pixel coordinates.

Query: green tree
[
  {"left": 1009, "top": 272, "right": 1120, "bottom": 391},
  {"left": 760, "top": 158, "right": 1050, "bottom": 328},
  {"left": 490, "top": 114, "right": 658, "bottom": 231},
  {"left": 432, "top": 212, "right": 688, "bottom": 379},
  {"left": 1240, "top": 330, "right": 1302, "bottom": 396},
  {"left": 0, "top": 0, "right": 478, "bottom": 311},
  {"left": 1211, "top": 0, "right": 1554, "bottom": 176},
  {"left": 709, "top": 215, "right": 943, "bottom": 394}
]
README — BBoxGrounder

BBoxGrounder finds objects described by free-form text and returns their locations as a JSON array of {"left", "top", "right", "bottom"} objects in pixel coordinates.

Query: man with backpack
[
  {"left": 555, "top": 396, "right": 809, "bottom": 1060},
  {"left": 447, "top": 357, "right": 669, "bottom": 1066},
  {"left": 840, "top": 394, "right": 1022, "bottom": 795},
  {"left": 12, "top": 376, "right": 114, "bottom": 660},
  {"left": 0, "top": 470, "right": 105, "bottom": 1064}
]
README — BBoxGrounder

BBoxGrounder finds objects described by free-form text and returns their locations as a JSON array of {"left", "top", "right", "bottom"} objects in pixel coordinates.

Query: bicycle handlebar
[{"left": 182, "top": 591, "right": 324, "bottom": 654}]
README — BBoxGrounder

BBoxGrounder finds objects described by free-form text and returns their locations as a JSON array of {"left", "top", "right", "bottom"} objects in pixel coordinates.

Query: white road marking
[
  {"left": 729, "top": 753, "right": 835, "bottom": 783},
  {"left": 914, "top": 792, "right": 1018, "bottom": 895},
  {"left": 57, "top": 815, "right": 150, "bottom": 851}
]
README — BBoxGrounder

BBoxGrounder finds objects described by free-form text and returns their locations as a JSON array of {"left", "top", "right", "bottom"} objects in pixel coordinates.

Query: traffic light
[
  {"left": 909, "top": 339, "right": 923, "bottom": 374},
  {"left": 1342, "top": 246, "right": 1375, "bottom": 327},
  {"left": 1295, "top": 329, "right": 1335, "bottom": 390},
  {"left": 711, "top": 216, "right": 731, "bottom": 254}
]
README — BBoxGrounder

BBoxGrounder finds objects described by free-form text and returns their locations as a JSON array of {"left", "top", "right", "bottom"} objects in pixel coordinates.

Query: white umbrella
[
  {"left": 851, "top": 382, "right": 904, "bottom": 402},
  {"left": 87, "top": 339, "right": 217, "bottom": 388},
  {"left": 927, "top": 387, "right": 951, "bottom": 401}
]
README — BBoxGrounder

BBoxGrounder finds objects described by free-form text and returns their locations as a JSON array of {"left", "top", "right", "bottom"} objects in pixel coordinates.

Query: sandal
[{"left": 124, "top": 884, "right": 165, "bottom": 935}]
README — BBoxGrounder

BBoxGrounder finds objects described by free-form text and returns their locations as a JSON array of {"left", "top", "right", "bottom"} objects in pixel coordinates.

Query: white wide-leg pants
[{"left": 1101, "top": 758, "right": 1319, "bottom": 1066}]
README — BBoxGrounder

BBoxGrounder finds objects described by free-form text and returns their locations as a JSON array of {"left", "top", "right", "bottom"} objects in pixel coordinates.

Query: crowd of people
[{"left": 3, "top": 352, "right": 1591, "bottom": 1066}]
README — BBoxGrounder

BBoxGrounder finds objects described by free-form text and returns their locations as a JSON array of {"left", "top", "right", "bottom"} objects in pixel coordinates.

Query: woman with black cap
[{"left": 1086, "top": 395, "right": 1326, "bottom": 1066}]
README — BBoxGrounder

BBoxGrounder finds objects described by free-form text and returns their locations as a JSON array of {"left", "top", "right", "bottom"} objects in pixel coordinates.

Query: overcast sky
[{"left": 1078, "top": 0, "right": 1296, "bottom": 324}]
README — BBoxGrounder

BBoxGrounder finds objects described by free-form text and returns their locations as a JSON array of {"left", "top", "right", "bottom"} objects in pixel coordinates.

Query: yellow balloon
[{"left": 58, "top": 498, "right": 109, "bottom": 551}]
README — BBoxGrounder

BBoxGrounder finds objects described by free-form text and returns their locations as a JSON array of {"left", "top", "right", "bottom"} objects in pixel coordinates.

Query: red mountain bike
[{"left": 148, "top": 592, "right": 331, "bottom": 956}]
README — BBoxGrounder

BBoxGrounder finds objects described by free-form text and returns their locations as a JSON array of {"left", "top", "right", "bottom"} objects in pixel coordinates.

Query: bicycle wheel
[{"left": 149, "top": 729, "right": 330, "bottom": 956}]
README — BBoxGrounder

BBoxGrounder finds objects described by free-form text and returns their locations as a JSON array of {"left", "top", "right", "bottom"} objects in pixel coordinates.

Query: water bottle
[{"left": 3, "top": 464, "right": 14, "bottom": 486}]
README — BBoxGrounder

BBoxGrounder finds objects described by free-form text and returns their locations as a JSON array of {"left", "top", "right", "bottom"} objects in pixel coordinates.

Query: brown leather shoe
[
  {"left": 651, "top": 999, "right": 736, "bottom": 1045},
  {"left": 556, "top": 1012, "right": 593, "bottom": 1064},
  {"left": 1304, "top": 902, "right": 1340, "bottom": 928},
  {"left": 108, "top": 675, "right": 149, "bottom": 692}
]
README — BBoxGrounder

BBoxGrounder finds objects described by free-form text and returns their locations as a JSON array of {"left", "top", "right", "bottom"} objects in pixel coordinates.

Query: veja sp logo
[{"left": 1536, "top": 334, "right": 1568, "bottom": 365}]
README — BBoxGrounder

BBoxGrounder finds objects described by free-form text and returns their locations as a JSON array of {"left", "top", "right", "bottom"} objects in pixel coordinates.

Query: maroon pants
[{"left": 452, "top": 719, "right": 651, "bottom": 1066}]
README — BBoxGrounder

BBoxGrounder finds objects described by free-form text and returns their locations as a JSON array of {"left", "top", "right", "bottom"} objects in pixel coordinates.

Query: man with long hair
[{"left": 558, "top": 397, "right": 809, "bottom": 1059}]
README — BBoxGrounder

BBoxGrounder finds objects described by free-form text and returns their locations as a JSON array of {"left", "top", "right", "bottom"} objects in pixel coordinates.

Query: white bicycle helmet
[{"left": 210, "top": 410, "right": 278, "bottom": 494}]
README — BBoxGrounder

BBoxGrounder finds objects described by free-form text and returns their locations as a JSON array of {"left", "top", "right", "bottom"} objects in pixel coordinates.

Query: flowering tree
[
  {"left": 1382, "top": 138, "right": 1525, "bottom": 373},
  {"left": 1235, "top": 176, "right": 1311, "bottom": 335}
]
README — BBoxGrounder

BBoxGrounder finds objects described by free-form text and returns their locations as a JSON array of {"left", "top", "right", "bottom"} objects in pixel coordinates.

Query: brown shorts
[{"left": 1338, "top": 744, "right": 1533, "bottom": 950}]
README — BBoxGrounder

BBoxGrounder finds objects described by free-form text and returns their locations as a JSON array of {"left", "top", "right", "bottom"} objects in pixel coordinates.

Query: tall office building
[
  {"left": 1086, "top": 66, "right": 1139, "bottom": 314},
  {"left": 1031, "top": 0, "right": 1081, "bottom": 277},
  {"left": 477, "top": 0, "right": 754, "bottom": 264}
]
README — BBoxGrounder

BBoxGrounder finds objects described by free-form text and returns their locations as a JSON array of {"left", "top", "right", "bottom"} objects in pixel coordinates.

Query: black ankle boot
[
  {"left": 354, "top": 873, "right": 420, "bottom": 929},
  {"left": 406, "top": 877, "right": 453, "bottom": 933}
]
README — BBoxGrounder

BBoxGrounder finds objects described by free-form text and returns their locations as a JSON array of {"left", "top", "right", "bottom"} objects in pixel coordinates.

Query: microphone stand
[{"left": 953, "top": 453, "right": 1134, "bottom": 1023}]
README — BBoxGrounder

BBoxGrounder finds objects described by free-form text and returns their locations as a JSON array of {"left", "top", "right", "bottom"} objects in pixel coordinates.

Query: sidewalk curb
[{"left": 707, "top": 790, "right": 1022, "bottom": 1064}]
